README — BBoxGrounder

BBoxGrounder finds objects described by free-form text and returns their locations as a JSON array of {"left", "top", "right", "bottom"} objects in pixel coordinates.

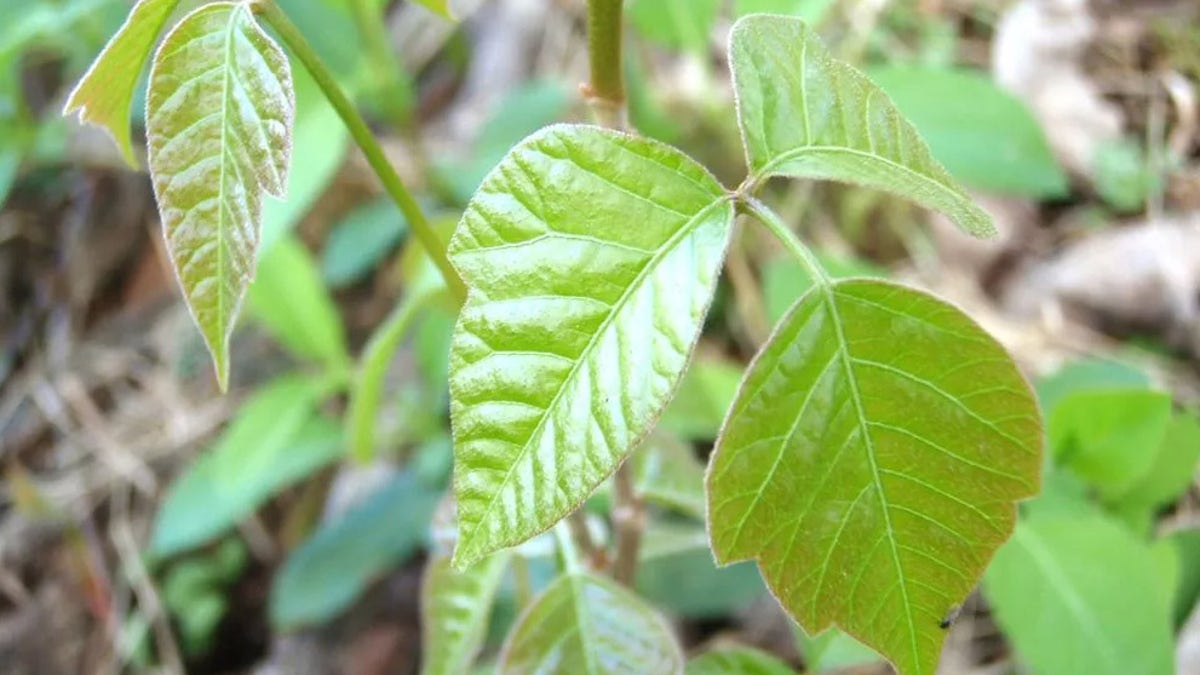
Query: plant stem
[
  {"left": 345, "top": 287, "right": 435, "bottom": 463},
  {"left": 611, "top": 461, "right": 644, "bottom": 586},
  {"left": 512, "top": 554, "right": 534, "bottom": 610},
  {"left": 585, "top": 0, "right": 626, "bottom": 127},
  {"left": 554, "top": 522, "right": 582, "bottom": 575},
  {"left": 252, "top": 0, "right": 467, "bottom": 303},
  {"left": 743, "top": 196, "right": 831, "bottom": 288},
  {"left": 567, "top": 511, "right": 607, "bottom": 570}
]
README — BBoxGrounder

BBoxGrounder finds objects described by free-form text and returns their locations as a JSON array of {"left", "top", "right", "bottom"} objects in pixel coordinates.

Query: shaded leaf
[
  {"left": 730, "top": 15, "right": 993, "bottom": 236},
  {"left": 633, "top": 432, "right": 706, "bottom": 518},
  {"left": 151, "top": 375, "right": 338, "bottom": 557},
  {"left": 866, "top": 66, "right": 1068, "bottom": 198},
  {"left": 448, "top": 125, "right": 734, "bottom": 568},
  {"left": 985, "top": 514, "right": 1174, "bottom": 675},
  {"left": 421, "top": 553, "right": 511, "bottom": 675},
  {"left": 321, "top": 199, "right": 406, "bottom": 287},
  {"left": 794, "top": 625, "right": 881, "bottom": 673},
  {"left": 63, "top": 0, "right": 181, "bottom": 166},
  {"left": 660, "top": 357, "right": 744, "bottom": 441},
  {"left": 707, "top": 279, "right": 1042, "bottom": 675},
  {"left": 498, "top": 572, "right": 683, "bottom": 674},
  {"left": 637, "top": 523, "right": 765, "bottom": 618},
  {"left": 686, "top": 647, "right": 794, "bottom": 675},
  {"left": 271, "top": 472, "right": 439, "bottom": 628},
  {"left": 146, "top": 2, "right": 294, "bottom": 389}
]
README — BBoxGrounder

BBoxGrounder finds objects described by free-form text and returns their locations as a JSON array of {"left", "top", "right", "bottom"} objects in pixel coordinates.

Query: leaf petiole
[{"left": 741, "top": 195, "right": 831, "bottom": 289}]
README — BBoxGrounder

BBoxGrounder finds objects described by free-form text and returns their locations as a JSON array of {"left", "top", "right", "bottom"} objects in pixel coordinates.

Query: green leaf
[
  {"left": 660, "top": 356, "right": 744, "bottom": 441},
  {"left": 146, "top": 2, "right": 294, "bottom": 390},
  {"left": 63, "top": 0, "right": 182, "bottom": 166},
  {"left": 271, "top": 472, "right": 439, "bottom": 628},
  {"left": 637, "top": 523, "right": 766, "bottom": 618},
  {"left": 1035, "top": 358, "right": 1149, "bottom": 415},
  {"left": 734, "top": 0, "right": 836, "bottom": 25},
  {"left": 686, "top": 647, "right": 794, "bottom": 675},
  {"left": 321, "top": 198, "right": 406, "bottom": 287},
  {"left": 1112, "top": 411, "right": 1200, "bottom": 513},
  {"left": 248, "top": 235, "right": 349, "bottom": 371},
  {"left": 412, "top": 0, "right": 456, "bottom": 20},
  {"left": 730, "top": 15, "right": 994, "bottom": 237},
  {"left": 633, "top": 432, "right": 706, "bottom": 518},
  {"left": 865, "top": 66, "right": 1068, "bottom": 198},
  {"left": 762, "top": 254, "right": 885, "bottom": 325},
  {"left": 707, "top": 278, "right": 1042, "bottom": 675},
  {"left": 150, "top": 375, "right": 338, "bottom": 557},
  {"left": 628, "top": 0, "right": 720, "bottom": 54},
  {"left": 794, "top": 626, "right": 881, "bottom": 673},
  {"left": 421, "top": 553, "right": 510, "bottom": 675},
  {"left": 1049, "top": 389, "right": 1173, "bottom": 499},
  {"left": 985, "top": 514, "right": 1175, "bottom": 675},
  {"left": 498, "top": 572, "right": 684, "bottom": 674},
  {"left": 1158, "top": 528, "right": 1200, "bottom": 628},
  {"left": 448, "top": 125, "right": 735, "bottom": 567}
]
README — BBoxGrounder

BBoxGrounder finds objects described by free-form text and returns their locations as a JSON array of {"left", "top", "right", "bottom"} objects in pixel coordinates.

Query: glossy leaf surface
[
  {"left": 448, "top": 125, "right": 734, "bottom": 567},
  {"left": 708, "top": 279, "right": 1042, "bottom": 675},
  {"left": 147, "top": 2, "right": 294, "bottom": 389},
  {"left": 63, "top": 0, "right": 181, "bottom": 165},
  {"left": 730, "top": 15, "right": 993, "bottom": 236},
  {"left": 421, "top": 553, "right": 510, "bottom": 675},
  {"left": 686, "top": 647, "right": 794, "bottom": 675},
  {"left": 498, "top": 572, "right": 683, "bottom": 674}
]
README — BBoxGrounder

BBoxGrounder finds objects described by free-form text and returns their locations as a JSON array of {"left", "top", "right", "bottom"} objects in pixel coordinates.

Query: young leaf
[
  {"left": 985, "top": 514, "right": 1174, "bottom": 675},
  {"left": 420, "top": 553, "right": 511, "bottom": 675},
  {"left": 707, "top": 279, "right": 1042, "bottom": 675},
  {"left": 63, "top": 0, "right": 182, "bottom": 166},
  {"left": 497, "top": 572, "right": 684, "bottom": 674},
  {"left": 146, "top": 2, "right": 294, "bottom": 390},
  {"left": 448, "top": 125, "right": 734, "bottom": 568},
  {"left": 686, "top": 647, "right": 794, "bottom": 675},
  {"left": 730, "top": 15, "right": 993, "bottom": 236}
]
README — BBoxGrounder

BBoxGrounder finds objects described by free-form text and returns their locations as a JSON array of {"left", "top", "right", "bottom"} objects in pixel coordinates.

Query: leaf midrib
[
  {"left": 459, "top": 196, "right": 731, "bottom": 557},
  {"left": 215, "top": 5, "right": 240, "bottom": 350}
]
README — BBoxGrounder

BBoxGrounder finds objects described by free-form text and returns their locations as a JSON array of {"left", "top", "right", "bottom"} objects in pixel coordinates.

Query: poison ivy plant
[
  {"left": 685, "top": 647, "right": 794, "bottom": 675},
  {"left": 146, "top": 1, "right": 294, "bottom": 390}
]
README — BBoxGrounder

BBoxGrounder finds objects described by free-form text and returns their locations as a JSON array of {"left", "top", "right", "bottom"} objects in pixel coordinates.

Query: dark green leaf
[{"left": 321, "top": 199, "right": 406, "bottom": 287}]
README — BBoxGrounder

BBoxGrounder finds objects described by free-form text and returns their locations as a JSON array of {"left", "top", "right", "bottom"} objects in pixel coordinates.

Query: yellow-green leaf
[
  {"left": 63, "top": 0, "right": 182, "bottom": 166},
  {"left": 448, "top": 125, "right": 734, "bottom": 568},
  {"left": 147, "top": 2, "right": 294, "bottom": 390},
  {"left": 412, "top": 0, "right": 455, "bottom": 20},
  {"left": 421, "top": 552, "right": 510, "bottom": 675},
  {"left": 707, "top": 279, "right": 1042, "bottom": 675},
  {"left": 730, "top": 15, "right": 993, "bottom": 236}
]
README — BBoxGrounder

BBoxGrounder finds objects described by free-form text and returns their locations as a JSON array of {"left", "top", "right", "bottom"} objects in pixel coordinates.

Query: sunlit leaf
[
  {"left": 708, "top": 279, "right": 1042, "bottom": 675},
  {"left": 63, "top": 0, "right": 182, "bottom": 166},
  {"left": 448, "top": 125, "right": 734, "bottom": 568},
  {"left": 146, "top": 2, "right": 294, "bottom": 390},
  {"left": 421, "top": 553, "right": 511, "bottom": 675},
  {"left": 730, "top": 15, "right": 993, "bottom": 236},
  {"left": 498, "top": 572, "right": 683, "bottom": 674},
  {"left": 686, "top": 647, "right": 794, "bottom": 675},
  {"left": 985, "top": 514, "right": 1174, "bottom": 675}
]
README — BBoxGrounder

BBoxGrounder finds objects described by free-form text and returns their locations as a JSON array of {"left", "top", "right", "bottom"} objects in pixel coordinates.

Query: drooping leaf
[
  {"left": 248, "top": 235, "right": 349, "bottom": 372},
  {"left": 707, "top": 278, "right": 1042, "bottom": 675},
  {"left": 730, "top": 15, "right": 993, "bottom": 236},
  {"left": 660, "top": 356, "right": 744, "bottom": 441},
  {"left": 62, "top": 0, "right": 181, "bottom": 166},
  {"left": 271, "top": 472, "right": 439, "bottom": 628},
  {"left": 150, "top": 375, "right": 338, "bottom": 557},
  {"left": 146, "top": 2, "right": 294, "bottom": 390},
  {"left": 985, "top": 514, "right": 1174, "bottom": 675},
  {"left": 448, "top": 124, "right": 734, "bottom": 568},
  {"left": 865, "top": 66, "right": 1068, "bottom": 198},
  {"left": 497, "top": 572, "right": 684, "bottom": 674},
  {"left": 686, "top": 647, "right": 794, "bottom": 675},
  {"left": 421, "top": 552, "right": 510, "bottom": 675},
  {"left": 633, "top": 432, "right": 707, "bottom": 518},
  {"left": 627, "top": 0, "right": 721, "bottom": 54}
]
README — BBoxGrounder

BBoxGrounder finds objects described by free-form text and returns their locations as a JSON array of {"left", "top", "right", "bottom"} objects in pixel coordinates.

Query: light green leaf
[
  {"left": 63, "top": 0, "right": 182, "bottom": 166},
  {"left": 660, "top": 356, "right": 744, "bottom": 441},
  {"left": 150, "top": 375, "right": 338, "bottom": 557},
  {"left": 420, "top": 552, "right": 511, "bottom": 675},
  {"left": 686, "top": 647, "right": 794, "bottom": 675},
  {"left": 633, "top": 432, "right": 706, "bottom": 518},
  {"left": 1158, "top": 528, "right": 1200, "bottom": 628},
  {"left": 248, "top": 236, "right": 349, "bottom": 371},
  {"left": 794, "top": 626, "right": 881, "bottom": 673},
  {"left": 734, "top": 0, "right": 836, "bottom": 25},
  {"left": 707, "top": 279, "right": 1042, "bottom": 675},
  {"left": 498, "top": 572, "right": 684, "bottom": 674},
  {"left": 146, "top": 2, "right": 294, "bottom": 390},
  {"left": 762, "top": 254, "right": 885, "bottom": 325},
  {"left": 1034, "top": 358, "right": 1149, "bottom": 415},
  {"left": 865, "top": 66, "right": 1068, "bottom": 198},
  {"left": 628, "top": 0, "right": 720, "bottom": 54},
  {"left": 1111, "top": 411, "right": 1200, "bottom": 513},
  {"left": 448, "top": 124, "right": 735, "bottom": 568},
  {"left": 412, "top": 0, "right": 456, "bottom": 20},
  {"left": 985, "top": 514, "right": 1174, "bottom": 675},
  {"left": 271, "top": 472, "right": 439, "bottom": 628},
  {"left": 730, "top": 15, "right": 993, "bottom": 236}
]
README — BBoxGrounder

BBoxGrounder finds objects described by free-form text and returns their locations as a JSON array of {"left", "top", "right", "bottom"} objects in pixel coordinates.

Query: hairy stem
[
  {"left": 742, "top": 196, "right": 832, "bottom": 288},
  {"left": 585, "top": 0, "right": 626, "bottom": 127},
  {"left": 252, "top": 0, "right": 467, "bottom": 302}
]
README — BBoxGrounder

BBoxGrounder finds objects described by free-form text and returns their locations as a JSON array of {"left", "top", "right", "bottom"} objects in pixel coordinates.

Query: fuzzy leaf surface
[
  {"left": 448, "top": 125, "right": 734, "bottom": 567},
  {"left": 498, "top": 572, "right": 683, "bottom": 674},
  {"left": 63, "top": 0, "right": 181, "bottom": 166},
  {"left": 708, "top": 279, "right": 1041, "bottom": 675},
  {"left": 147, "top": 2, "right": 294, "bottom": 389},
  {"left": 730, "top": 15, "right": 993, "bottom": 236}
]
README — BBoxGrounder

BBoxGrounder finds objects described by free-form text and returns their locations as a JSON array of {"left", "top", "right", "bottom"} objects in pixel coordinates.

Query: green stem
[
  {"left": 742, "top": 196, "right": 831, "bottom": 288},
  {"left": 252, "top": 0, "right": 467, "bottom": 303},
  {"left": 512, "top": 554, "right": 534, "bottom": 610},
  {"left": 345, "top": 288, "right": 435, "bottom": 463},
  {"left": 586, "top": 0, "right": 626, "bottom": 127},
  {"left": 554, "top": 522, "right": 582, "bottom": 576}
]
